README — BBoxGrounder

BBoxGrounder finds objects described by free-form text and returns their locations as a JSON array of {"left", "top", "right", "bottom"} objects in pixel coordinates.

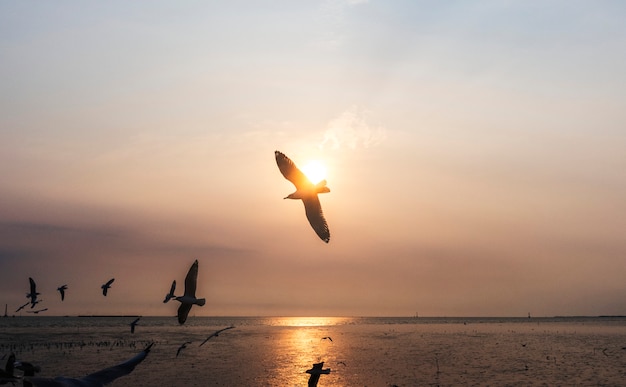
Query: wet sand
[{"left": 2, "top": 317, "right": 626, "bottom": 386}]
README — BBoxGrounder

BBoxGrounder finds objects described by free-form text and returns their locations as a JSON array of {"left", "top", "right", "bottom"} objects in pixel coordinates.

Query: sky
[{"left": 1, "top": 0, "right": 625, "bottom": 318}]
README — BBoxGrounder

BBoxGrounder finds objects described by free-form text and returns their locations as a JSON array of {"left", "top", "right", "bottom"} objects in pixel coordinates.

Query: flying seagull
[
  {"left": 174, "top": 260, "right": 205, "bottom": 325},
  {"left": 129, "top": 317, "right": 141, "bottom": 334},
  {"left": 57, "top": 285, "right": 68, "bottom": 301},
  {"left": 27, "top": 277, "right": 40, "bottom": 307},
  {"left": 101, "top": 278, "right": 115, "bottom": 297},
  {"left": 321, "top": 336, "right": 333, "bottom": 342},
  {"left": 163, "top": 280, "right": 176, "bottom": 303},
  {"left": 199, "top": 326, "right": 235, "bottom": 347},
  {"left": 275, "top": 151, "right": 330, "bottom": 243},
  {"left": 28, "top": 342, "right": 154, "bottom": 387},
  {"left": 176, "top": 341, "right": 192, "bottom": 358}
]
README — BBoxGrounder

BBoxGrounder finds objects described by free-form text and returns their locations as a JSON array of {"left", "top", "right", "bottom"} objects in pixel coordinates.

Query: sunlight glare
[{"left": 301, "top": 160, "right": 327, "bottom": 184}]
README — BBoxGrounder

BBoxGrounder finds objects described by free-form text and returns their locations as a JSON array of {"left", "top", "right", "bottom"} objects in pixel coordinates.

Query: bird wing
[
  {"left": 199, "top": 334, "right": 215, "bottom": 347},
  {"left": 58, "top": 288, "right": 65, "bottom": 301},
  {"left": 106, "top": 278, "right": 115, "bottom": 286},
  {"left": 169, "top": 280, "right": 176, "bottom": 296},
  {"left": 183, "top": 260, "right": 199, "bottom": 297},
  {"left": 302, "top": 196, "right": 330, "bottom": 243},
  {"left": 79, "top": 343, "right": 153, "bottom": 385},
  {"left": 275, "top": 151, "right": 313, "bottom": 189},
  {"left": 177, "top": 303, "right": 192, "bottom": 325}
]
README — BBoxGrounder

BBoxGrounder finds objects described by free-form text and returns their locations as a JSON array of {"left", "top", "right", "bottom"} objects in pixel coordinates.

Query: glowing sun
[{"left": 301, "top": 160, "right": 327, "bottom": 184}]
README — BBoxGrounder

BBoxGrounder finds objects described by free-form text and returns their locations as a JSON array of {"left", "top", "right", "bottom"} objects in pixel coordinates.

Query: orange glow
[{"left": 301, "top": 160, "right": 327, "bottom": 184}]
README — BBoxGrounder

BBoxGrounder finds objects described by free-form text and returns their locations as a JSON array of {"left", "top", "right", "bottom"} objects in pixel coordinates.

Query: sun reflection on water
[{"left": 269, "top": 316, "right": 354, "bottom": 327}]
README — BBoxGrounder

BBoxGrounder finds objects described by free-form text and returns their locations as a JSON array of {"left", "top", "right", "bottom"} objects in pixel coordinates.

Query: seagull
[
  {"left": 27, "top": 342, "right": 153, "bottom": 387},
  {"left": 162, "top": 280, "right": 176, "bottom": 303},
  {"left": 57, "top": 285, "right": 68, "bottom": 301},
  {"left": 26, "top": 277, "right": 40, "bottom": 307},
  {"left": 15, "top": 301, "right": 30, "bottom": 313},
  {"left": 275, "top": 151, "right": 330, "bottom": 243},
  {"left": 321, "top": 336, "right": 333, "bottom": 342},
  {"left": 101, "top": 278, "right": 115, "bottom": 297},
  {"left": 0, "top": 353, "right": 17, "bottom": 385},
  {"left": 176, "top": 341, "right": 192, "bottom": 358},
  {"left": 14, "top": 360, "right": 40, "bottom": 387},
  {"left": 199, "top": 326, "right": 235, "bottom": 347},
  {"left": 129, "top": 317, "right": 141, "bottom": 334},
  {"left": 0, "top": 359, "right": 17, "bottom": 385},
  {"left": 26, "top": 308, "right": 48, "bottom": 314},
  {"left": 174, "top": 260, "right": 205, "bottom": 325}
]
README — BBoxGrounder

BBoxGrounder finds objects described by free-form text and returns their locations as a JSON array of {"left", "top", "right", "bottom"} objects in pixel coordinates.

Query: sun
[{"left": 301, "top": 160, "right": 327, "bottom": 184}]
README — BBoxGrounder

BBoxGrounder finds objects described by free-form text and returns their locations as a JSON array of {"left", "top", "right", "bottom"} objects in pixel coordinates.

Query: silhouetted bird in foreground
[
  {"left": 0, "top": 353, "right": 17, "bottom": 385},
  {"left": 28, "top": 343, "right": 153, "bottom": 387},
  {"left": 101, "top": 278, "right": 115, "bottom": 296},
  {"left": 306, "top": 362, "right": 330, "bottom": 387},
  {"left": 163, "top": 280, "right": 176, "bottom": 303},
  {"left": 199, "top": 326, "right": 235, "bottom": 346},
  {"left": 174, "top": 260, "right": 205, "bottom": 325},
  {"left": 275, "top": 150, "right": 331, "bottom": 243},
  {"left": 57, "top": 285, "right": 68, "bottom": 301}
]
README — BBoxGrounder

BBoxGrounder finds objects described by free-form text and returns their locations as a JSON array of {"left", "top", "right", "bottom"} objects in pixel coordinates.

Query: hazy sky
[{"left": 1, "top": 1, "right": 625, "bottom": 317}]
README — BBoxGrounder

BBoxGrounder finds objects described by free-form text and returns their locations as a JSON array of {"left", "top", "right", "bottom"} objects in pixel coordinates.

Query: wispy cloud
[{"left": 320, "top": 105, "right": 387, "bottom": 150}]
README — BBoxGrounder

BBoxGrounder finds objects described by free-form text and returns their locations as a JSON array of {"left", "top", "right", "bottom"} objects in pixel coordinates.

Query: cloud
[{"left": 320, "top": 106, "right": 387, "bottom": 150}]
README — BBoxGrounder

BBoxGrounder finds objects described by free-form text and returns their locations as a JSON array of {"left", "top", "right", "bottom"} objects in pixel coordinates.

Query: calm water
[{"left": 2, "top": 316, "right": 626, "bottom": 386}]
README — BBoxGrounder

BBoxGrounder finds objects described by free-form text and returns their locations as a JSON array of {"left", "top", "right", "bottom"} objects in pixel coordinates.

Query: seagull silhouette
[
  {"left": 57, "top": 285, "right": 68, "bottom": 301},
  {"left": 163, "top": 280, "right": 176, "bottom": 303},
  {"left": 321, "top": 336, "right": 333, "bottom": 342},
  {"left": 174, "top": 260, "right": 205, "bottom": 325},
  {"left": 199, "top": 326, "right": 235, "bottom": 347},
  {"left": 26, "top": 277, "right": 40, "bottom": 307},
  {"left": 129, "top": 317, "right": 141, "bottom": 334},
  {"left": 28, "top": 343, "right": 153, "bottom": 387},
  {"left": 101, "top": 278, "right": 115, "bottom": 297},
  {"left": 275, "top": 151, "right": 331, "bottom": 243},
  {"left": 176, "top": 341, "right": 192, "bottom": 358}
]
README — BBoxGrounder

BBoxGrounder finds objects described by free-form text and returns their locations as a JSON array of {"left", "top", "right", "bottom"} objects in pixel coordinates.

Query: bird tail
[
  {"left": 196, "top": 298, "right": 206, "bottom": 306},
  {"left": 315, "top": 180, "right": 330, "bottom": 194}
]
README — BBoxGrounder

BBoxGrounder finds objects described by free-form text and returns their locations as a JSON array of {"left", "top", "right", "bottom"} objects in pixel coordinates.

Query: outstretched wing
[
  {"left": 177, "top": 303, "right": 192, "bottom": 325},
  {"left": 302, "top": 196, "right": 330, "bottom": 243},
  {"left": 106, "top": 278, "right": 115, "bottom": 286},
  {"left": 183, "top": 260, "right": 198, "bottom": 298},
  {"left": 275, "top": 151, "right": 312, "bottom": 189},
  {"left": 81, "top": 342, "right": 153, "bottom": 385},
  {"left": 29, "top": 344, "right": 153, "bottom": 387},
  {"left": 169, "top": 280, "right": 176, "bottom": 295}
]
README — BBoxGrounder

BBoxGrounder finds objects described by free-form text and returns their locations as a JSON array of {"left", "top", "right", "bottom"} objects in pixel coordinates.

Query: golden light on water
[
  {"left": 300, "top": 160, "right": 327, "bottom": 184},
  {"left": 270, "top": 316, "right": 352, "bottom": 327}
]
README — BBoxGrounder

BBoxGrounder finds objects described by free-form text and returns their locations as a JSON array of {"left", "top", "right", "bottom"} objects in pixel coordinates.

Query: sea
[{"left": 2, "top": 316, "right": 626, "bottom": 386}]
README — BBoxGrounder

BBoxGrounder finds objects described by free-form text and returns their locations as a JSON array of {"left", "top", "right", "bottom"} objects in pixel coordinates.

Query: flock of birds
[{"left": 2, "top": 151, "right": 334, "bottom": 386}]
